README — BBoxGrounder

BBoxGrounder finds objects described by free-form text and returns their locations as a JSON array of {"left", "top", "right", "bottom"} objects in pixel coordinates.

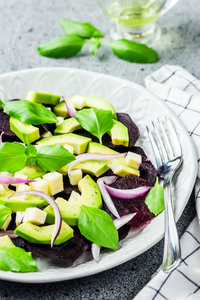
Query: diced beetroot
[{"left": 0, "top": 109, "right": 18, "bottom": 142}]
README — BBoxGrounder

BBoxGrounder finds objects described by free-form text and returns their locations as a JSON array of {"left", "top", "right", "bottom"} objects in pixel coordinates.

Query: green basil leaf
[
  {"left": 0, "top": 99, "right": 3, "bottom": 109},
  {"left": 145, "top": 178, "right": 164, "bottom": 216},
  {"left": 0, "top": 205, "right": 12, "bottom": 227},
  {"left": 75, "top": 108, "right": 113, "bottom": 144},
  {"left": 89, "top": 38, "right": 101, "bottom": 55},
  {"left": 60, "top": 19, "right": 104, "bottom": 38},
  {"left": 0, "top": 142, "right": 27, "bottom": 172},
  {"left": 108, "top": 39, "right": 159, "bottom": 63},
  {"left": 25, "top": 144, "right": 37, "bottom": 167},
  {"left": 0, "top": 247, "right": 38, "bottom": 273},
  {"left": 3, "top": 100, "right": 58, "bottom": 125},
  {"left": 38, "top": 34, "right": 86, "bottom": 58},
  {"left": 78, "top": 205, "right": 119, "bottom": 249},
  {"left": 36, "top": 145, "right": 75, "bottom": 172}
]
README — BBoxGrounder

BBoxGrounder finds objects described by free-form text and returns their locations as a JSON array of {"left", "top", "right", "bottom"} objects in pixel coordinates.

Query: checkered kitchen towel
[{"left": 134, "top": 65, "right": 200, "bottom": 300}]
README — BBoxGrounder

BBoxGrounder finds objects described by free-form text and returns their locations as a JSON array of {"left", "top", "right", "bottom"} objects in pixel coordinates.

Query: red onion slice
[
  {"left": 68, "top": 153, "right": 126, "bottom": 176},
  {"left": 8, "top": 190, "right": 62, "bottom": 248},
  {"left": 0, "top": 132, "right": 4, "bottom": 145},
  {"left": 114, "top": 213, "right": 136, "bottom": 229},
  {"left": 61, "top": 96, "right": 76, "bottom": 118},
  {"left": 0, "top": 176, "right": 35, "bottom": 185},
  {"left": 105, "top": 185, "right": 152, "bottom": 200},
  {"left": 97, "top": 176, "right": 120, "bottom": 219},
  {"left": 91, "top": 213, "right": 136, "bottom": 262}
]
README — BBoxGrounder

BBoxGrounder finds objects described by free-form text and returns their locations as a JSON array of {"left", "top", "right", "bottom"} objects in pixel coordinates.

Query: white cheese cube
[
  {"left": 68, "top": 191, "right": 81, "bottom": 203},
  {"left": 0, "top": 184, "right": 5, "bottom": 196},
  {"left": 56, "top": 116, "right": 64, "bottom": 126},
  {"left": 16, "top": 184, "right": 31, "bottom": 192},
  {"left": 1, "top": 215, "right": 12, "bottom": 231},
  {"left": 69, "top": 169, "right": 83, "bottom": 186},
  {"left": 125, "top": 152, "right": 142, "bottom": 169},
  {"left": 42, "top": 131, "right": 52, "bottom": 138},
  {"left": 71, "top": 95, "right": 86, "bottom": 109},
  {"left": 43, "top": 172, "right": 64, "bottom": 195},
  {"left": 23, "top": 207, "right": 47, "bottom": 225},
  {"left": 0, "top": 172, "right": 11, "bottom": 177},
  {"left": 15, "top": 211, "right": 25, "bottom": 226},
  {"left": 30, "top": 178, "right": 49, "bottom": 194},
  {"left": 63, "top": 144, "right": 74, "bottom": 154}
]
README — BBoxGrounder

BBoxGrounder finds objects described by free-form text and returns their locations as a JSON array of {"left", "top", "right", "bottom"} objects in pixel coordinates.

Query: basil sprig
[
  {"left": 75, "top": 108, "right": 113, "bottom": 144},
  {"left": 37, "top": 19, "right": 159, "bottom": 63},
  {"left": 0, "top": 142, "right": 75, "bottom": 173},
  {"left": 107, "top": 39, "right": 159, "bottom": 63},
  {"left": 0, "top": 205, "right": 12, "bottom": 227},
  {"left": 60, "top": 19, "right": 104, "bottom": 38},
  {"left": 145, "top": 177, "right": 164, "bottom": 216},
  {"left": 2, "top": 100, "right": 58, "bottom": 125},
  {"left": 78, "top": 205, "right": 119, "bottom": 249},
  {"left": 38, "top": 35, "right": 86, "bottom": 58},
  {"left": 0, "top": 247, "right": 38, "bottom": 273}
]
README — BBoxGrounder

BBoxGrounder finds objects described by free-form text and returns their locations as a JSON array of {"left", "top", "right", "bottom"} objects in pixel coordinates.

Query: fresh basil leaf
[
  {"left": 0, "top": 205, "right": 12, "bottom": 227},
  {"left": 25, "top": 144, "right": 37, "bottom": 167},
  {"left": 0, "top": 142, "right": 27, "bottom": 172},
  {"left": 75, "top": 108, "right": 113, "bottom": 144},
  {"left": 89, "top": 38, "right": 101, "bottom": 55},
  {"left": 0, "top": 99, "right": 3, "bottom": 109},
  {"left": 36, "top": 145, "right": 75, "bottom": 172},
  {"left": 145, "top": 178, "right": 164, "bottom": 216},
  {"left": 108, "top": 39, "right": 159, "bottom": 63},
  {"left": 0, "top": 247, "right": 38, "bottom": 273},
  {"left": 78, "top": 205, "right": 119, "bottom": 249},
  {"left": 38, "top": 34, "right": 86, "bottom": 58},
  {"left": 60, "top": 19, "right": 104, "bottom": 38},
  {"left": 3, "top": 100, "right": 58, "bottom": 125}
]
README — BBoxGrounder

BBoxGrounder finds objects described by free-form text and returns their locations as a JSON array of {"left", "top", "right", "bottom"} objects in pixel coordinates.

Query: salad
[{"left": 0, "top": 92, "right": 164, "bottom": 273}]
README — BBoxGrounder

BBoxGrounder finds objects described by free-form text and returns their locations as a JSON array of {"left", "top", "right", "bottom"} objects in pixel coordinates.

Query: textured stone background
[{"left": 0, "top": 0, "right": 199, "bottom": 299}]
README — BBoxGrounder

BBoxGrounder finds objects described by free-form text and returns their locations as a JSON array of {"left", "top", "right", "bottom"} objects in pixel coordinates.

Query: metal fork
[{"left": 146, "top": 116, "right": 183, "bottom": 273}]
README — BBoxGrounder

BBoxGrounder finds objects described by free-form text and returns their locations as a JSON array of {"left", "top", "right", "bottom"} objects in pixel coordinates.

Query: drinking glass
[{"left": 96, "top": 0, "right": 180, "bottom": 42}]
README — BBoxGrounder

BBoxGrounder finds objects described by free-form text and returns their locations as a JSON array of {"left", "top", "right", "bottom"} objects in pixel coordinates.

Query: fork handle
[{"left": 162, "top": 181, "right": 181, "bottom": 273}]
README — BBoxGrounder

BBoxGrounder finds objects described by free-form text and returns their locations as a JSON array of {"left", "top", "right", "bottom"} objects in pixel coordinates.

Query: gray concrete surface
[{"left": 0, "top": 0, "right": 199, "bottom": 298}]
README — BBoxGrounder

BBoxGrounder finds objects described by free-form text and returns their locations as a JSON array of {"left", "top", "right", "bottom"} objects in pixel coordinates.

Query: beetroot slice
[{"left": 0, "top": 109, "right": 18, "bottom": 142}]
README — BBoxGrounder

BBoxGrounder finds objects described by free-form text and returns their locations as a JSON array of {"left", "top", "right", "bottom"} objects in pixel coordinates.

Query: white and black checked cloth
[{"left": 134, "top": 65, "right": 200, "bottom": 300}]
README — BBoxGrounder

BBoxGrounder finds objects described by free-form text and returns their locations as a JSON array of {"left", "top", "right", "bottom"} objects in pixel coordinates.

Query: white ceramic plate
[{"left": 0, "top": 68, "right": 197, "bottom": 283}]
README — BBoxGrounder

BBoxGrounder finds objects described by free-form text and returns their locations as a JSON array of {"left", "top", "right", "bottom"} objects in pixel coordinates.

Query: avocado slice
[
  {"left": 16, "top": 165, "right": 46, "bottom": 179},
  {"left": 59, "top": 160, "right": 109, "bottom": 177},
  {"left": 15, "top": 220, "right": 73, "bottom": 245},
  {"left": 36, "top": 133, "right": 91, "bottom": 154},
  {"left": 53, "top": 96, "right": 117, "bottom": 119},
  {"left": 54, "top": 118, "right": 82, "bottom": 135},
  {"left": 0, "top": 235, "right": 16, "bottom": 247},
  {"left": 87, "top": 142, "right": 140, "bottom": 177},
  {"left": 44, "top": 175, "right": 102, "bottom": 226},
  {"left": 108, "top": 120, "right": 129, "bottom": 147},
  {"left": 10, "top": 117, "right": 40, "bottom": 144},
  {"left": 0, "top": 195, "right": 47, "bottom": 212},
  {"left": 53, "top": 101, "right": 69, "bottom": 118},
  {"left": 26, "top": 91, "right": 60, "bottom": 106}
]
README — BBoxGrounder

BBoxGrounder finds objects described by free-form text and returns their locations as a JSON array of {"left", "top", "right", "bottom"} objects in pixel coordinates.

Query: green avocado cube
[
  {"left": 54, "top": 118, "right": 81, "bottom": 135},
  {"left": 10, "top": 117, "right": 40, "bottom": 144},
  {"left": 108, "top": 120, "right": 129, "bottom": 147},
  {"left": 0, "top": 235, "right": 16, "bottom": 248},
  {"left": 26, "top": 91, "right": 60, "bottom": 106},
  {"left": 53, "top": 101, "right": 69, "bottom": 118}
]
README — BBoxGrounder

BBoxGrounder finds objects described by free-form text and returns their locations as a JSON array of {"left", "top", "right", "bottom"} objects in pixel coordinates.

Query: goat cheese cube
[
  {"left": 15, "top": 211, "right": 25, "bottom": 226},
  {"left": 69, "top": 169, "right": 83, "bottom": 186},
  {"left": 125, "top": 152, "right": 142, "bottom": 169},
  {"left": 42, "top": 131, "right": 52, "bottom": 138},
  {"left": 30, "top": 178, "right": 49, "bottom": 194},
  {"left": 43, "top": 172, "right": 63, "bottom": 195},
  {"left": 63, "top": 144, "right": 74, "bottom": 154},
  {"left": 68, "top": 191, "right": 81, "bottom": 203},
  {"left": 0, "top": 184, "right": 5, "bottom": 195},
  {"left": 71, "top": 95, "right": 86, "bottom": 109},
  {"left": 16, "top": 184, "right": 31, "bottom": 192},
  {"left": 23, "top": 207, "right": 47, "bottom": 225},
  {"left": 1, "top": 215, "right": 12, "bottom": 231},
  {"left": 56, "top": 116, "right": 64, "bottom": 126}
]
